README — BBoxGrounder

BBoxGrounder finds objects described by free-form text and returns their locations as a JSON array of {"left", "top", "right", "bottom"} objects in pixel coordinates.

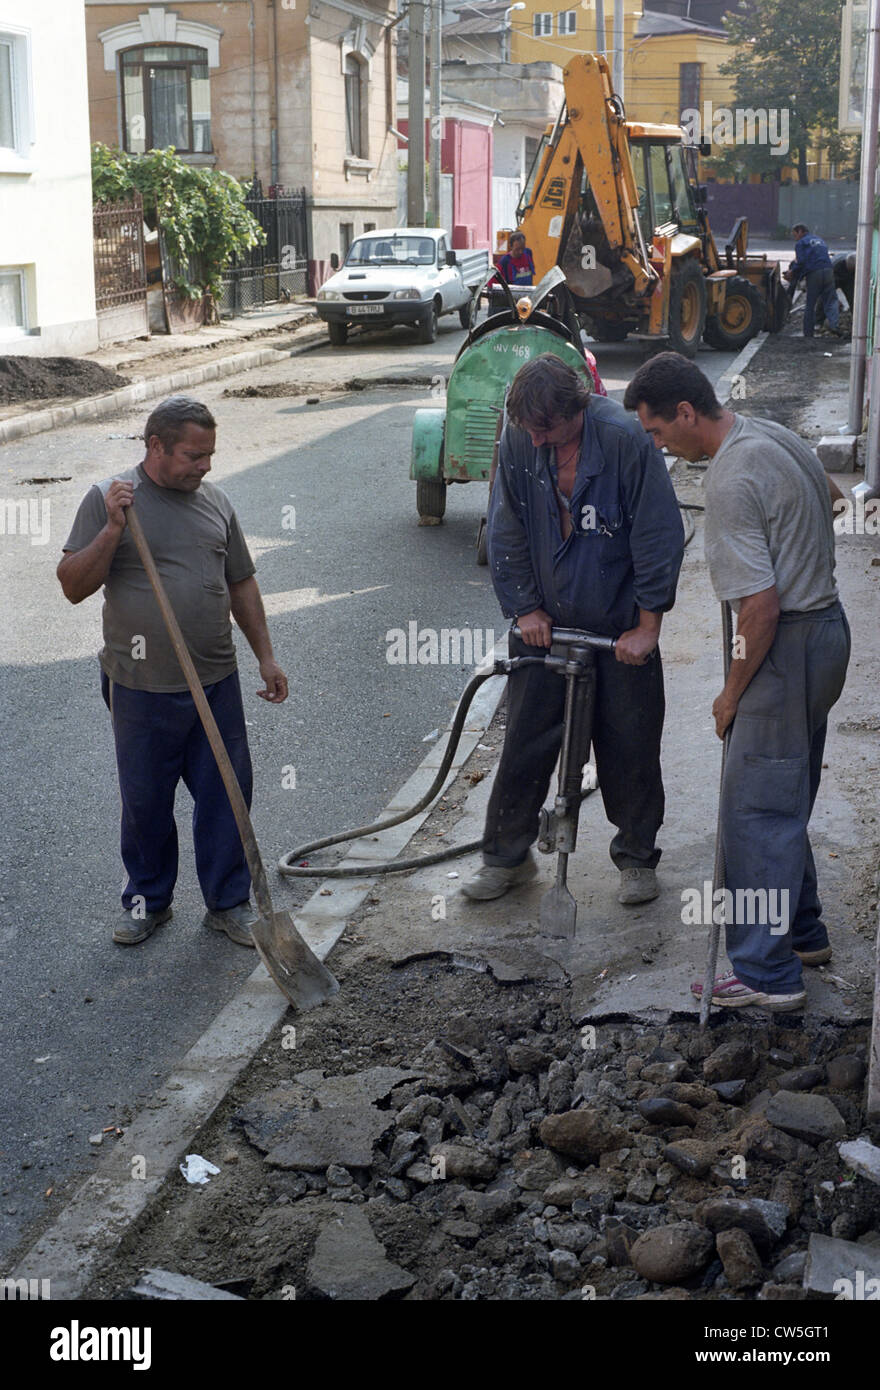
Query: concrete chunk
[
  {"left": 838, "top": 1137, "right": 880, "bottom": 1187},
  {"left": 804, "top": 1234, "right": 880, "bottom": 1296},
  {"left": 815, "top": 435, "right": 857, "bottom": 471},
  {"left": 131, "top": 1268, "right": 243, "bottom": 1300},
  {"left": 308, "top": 1207, "right": 415, "bottom": 1300}
]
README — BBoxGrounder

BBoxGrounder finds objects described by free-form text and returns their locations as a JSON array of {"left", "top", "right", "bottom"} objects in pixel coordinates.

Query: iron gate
[{"left": 219, "top": 181, "right": 312, "bottom": 316}]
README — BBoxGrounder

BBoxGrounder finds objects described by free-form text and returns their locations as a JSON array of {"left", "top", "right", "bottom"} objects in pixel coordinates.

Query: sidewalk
[{"left": 0, "top": 300, "right": 325, "bottom": 443}]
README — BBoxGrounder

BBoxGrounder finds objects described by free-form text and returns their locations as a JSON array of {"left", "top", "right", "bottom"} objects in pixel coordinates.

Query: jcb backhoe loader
[{"left": 517, "top": 53, "right": 789, "bottom": 357}]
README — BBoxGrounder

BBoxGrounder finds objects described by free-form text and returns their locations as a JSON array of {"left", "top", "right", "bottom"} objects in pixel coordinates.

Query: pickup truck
[{"left": 315, "top": 227, "right": 490, "bottom": 346}]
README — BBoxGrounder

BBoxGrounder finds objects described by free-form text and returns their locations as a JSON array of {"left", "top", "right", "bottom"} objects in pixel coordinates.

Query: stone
[
  {"left": 804, "top": 1233, "right": 880, "bottom": 1296},
  {"left": 549, "top": 1249, "right": 581, "bottom": 1285},
  {"left": 772, "top": 1250, "right": 807, "bottom": 1283},
  {"left": 440, "top": 1218, "right": 480, "bottom": 1245},
  {"left": 770, "top": 1174, "right": 803, "bottom": 1222},
  {"left": 443, "top": 1013, "right": 484, "bottom": 1051},
  {"left": 772, "top": 1065, "right": 825, "bottom": 1091},
  {"left": 697, "top": 1198, "right": 789, "bottom": 1255},
  {"left": 657, "top": 1082, "right": 716, "bottom": 1108},
  {"left": 626, "top": 1171, "right": 657, "bottom": 1204},
  {"left": 382, "top": 1177, "right": 411, "bottom": 1201},
  {"left": 548, "top": 1221, "right": 594, "bottom": 1254},
  {"left": 637, "top": 1097, "right": 698, "bottom": 1128},
  {"left": 831, "top": 1213, "right": 861, "bottom": 1241},
  {"left": 641, "top": 1060, "right": 687, "bottom": 1084},
  {"left": 716, "top": 1228, "right": 764, "bottom": 1289},
  {"left": 663, "top": 1139, "right": 713, "bottom": 1179},
  {"left": 487, "top": 1097, "right": 512, "bottom": 1142},
  {"left": 547, "top": 1060, "right": 574, "bottom": 1112},
  {"left": 826, "top": 1055, "right": 867, "bottom": 1090},
  {"left": 765, "top": 1091, "right": 846, "bottom": 1146},
  {"left": 739, "top": 1118, "right": 814, "bottom": 1166},
  {"left": 838, "top": 1137, "right": 880, "bottom": 1187},
  {"left": 629, "top": 1222, "right": 715, "bottom": 1284},
  {"left": 758, "top": 1282, "right": 808, "bottom": 1301},
  {"left": 505, "top": 1043, "right": 553, "bottom": 1075},
  {"left": 703, "top": 1041, "right": 758, "bottom": 1084},
  {"left": 388, "top": 1131, "right": 421, "bottom": 1175},
  {"left": 711, "top": 1080, "right": 747, "bottom": 1103},
  {"left": 815, "top": 435, "right": 857, "bottom": 471},
  {"left": 308, "top": 1207, "right": 415, "bottom": 1300},
  {"left": 131, "top": 1268, "right": 243, "bottom": 1300},
  {"left": 604, "top": 1219, "right": 638, "bottom": 1267},
  {"left": 430, "top": 1142, "right": 497, "bottom": 1184},
  {"left": 539, "top": 1108, "right": 629, "bottom": 1162},
  {"left": 513, "top": 1148, "right": 566, "bottom": 1191},
  {"left": 326, "top": 1164, "right": 352, "bottom": 1188}
]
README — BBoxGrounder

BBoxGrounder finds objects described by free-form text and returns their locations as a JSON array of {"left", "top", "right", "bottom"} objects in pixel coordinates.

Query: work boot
[
  {"left": 618, "top": 867, "right": 659, "bottom": 905},
  {"left": 461, "top": 852, "right": 538, "bottom": 901},
  {"left": 203, "top": 900, "right": 258, "bottom": 947},
  {"left": 113, "top": 905, "right": 172, "bottom": 946}
]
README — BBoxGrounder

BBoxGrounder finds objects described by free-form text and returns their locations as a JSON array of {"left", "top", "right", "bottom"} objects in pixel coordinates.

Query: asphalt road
[{"left": 0, "top": 315, "right": 741, "bottom": 1261}]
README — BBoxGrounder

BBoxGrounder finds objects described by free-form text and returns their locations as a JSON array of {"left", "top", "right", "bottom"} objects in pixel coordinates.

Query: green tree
[
  {"left": 91, "top": 144, "right": 264, "bottom": 300},
  {"left": 709, "top": 0, "right": 851, "bottom": 185}
]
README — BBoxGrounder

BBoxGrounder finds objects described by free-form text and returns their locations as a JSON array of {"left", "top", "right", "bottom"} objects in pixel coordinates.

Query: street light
[{"left": 503, "top": 3, "right": 526, "bottom": 63}]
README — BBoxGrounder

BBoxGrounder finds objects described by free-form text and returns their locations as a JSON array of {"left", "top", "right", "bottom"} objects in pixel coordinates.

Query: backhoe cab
[{"left": 517, "top": 53, "right": 789, "bottom": 357}]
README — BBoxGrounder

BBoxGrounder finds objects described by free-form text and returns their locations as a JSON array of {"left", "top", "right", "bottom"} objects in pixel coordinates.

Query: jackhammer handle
[{"left": 512, "top": 624, "right": 616, "bottom": 650}]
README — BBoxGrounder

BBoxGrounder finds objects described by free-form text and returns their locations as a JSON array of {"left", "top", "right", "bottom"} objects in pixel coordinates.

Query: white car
[{"left": 315, "top": 228, "right": 490, "bottom": 346}]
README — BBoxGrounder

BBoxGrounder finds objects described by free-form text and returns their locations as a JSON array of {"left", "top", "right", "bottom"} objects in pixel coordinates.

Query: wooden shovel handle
[
  {"left": 124, "top": 502, "right": 273, "bottom": 923},
  {"left": 699, "top": 600, "right": 733, "bottom": 1030}
]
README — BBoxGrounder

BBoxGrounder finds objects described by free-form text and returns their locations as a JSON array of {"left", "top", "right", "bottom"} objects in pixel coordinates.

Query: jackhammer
[{"left": 278, "top": 626, "right": 616, "bottom": 938}]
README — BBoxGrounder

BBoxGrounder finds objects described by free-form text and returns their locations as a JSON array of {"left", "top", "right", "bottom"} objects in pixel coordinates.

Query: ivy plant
[{"left": 91, "top": 144, "right": 265, "bottom": 301}]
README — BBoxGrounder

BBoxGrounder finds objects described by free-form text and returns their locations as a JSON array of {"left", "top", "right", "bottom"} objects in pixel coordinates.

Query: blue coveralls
[{"left": 790, "top": 235, "right": 839, "bottom": 337}]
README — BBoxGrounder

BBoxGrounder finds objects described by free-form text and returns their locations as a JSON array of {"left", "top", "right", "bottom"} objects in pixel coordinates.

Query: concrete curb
[
  {"left": 0, "top": 330, "right": 327, "bottom": 447},
  {"left": 11, "top": 651, "right": 507, "bottom": 1298},
  {"left": 715, "top": 331, "right": 768, "bottom": 406}
]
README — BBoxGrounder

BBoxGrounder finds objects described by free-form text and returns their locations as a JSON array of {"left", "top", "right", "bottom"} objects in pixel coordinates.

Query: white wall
[{"left": 0, "top": 0, "right": 97, "bottom": 355}]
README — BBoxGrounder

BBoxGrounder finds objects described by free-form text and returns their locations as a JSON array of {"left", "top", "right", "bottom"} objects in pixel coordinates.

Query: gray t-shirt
[
  {"left": 63, "top": 463, "right": 256, "bottom": 692},
  {"left": 704, "top": 415, "right": 837, "bottom": 613}
]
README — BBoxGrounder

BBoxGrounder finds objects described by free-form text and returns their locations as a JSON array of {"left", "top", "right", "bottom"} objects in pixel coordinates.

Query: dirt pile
[{"left": 0, "top": 356, "right": 127, "bottom": 406}]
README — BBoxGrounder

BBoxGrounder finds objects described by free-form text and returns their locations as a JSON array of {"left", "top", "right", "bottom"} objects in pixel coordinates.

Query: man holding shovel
[
  {"left": 624, "top": 354, "right": 849, "bottom": 1010},
  {"left": 57, "top": 395, "right": 287, "bottom": 949}
]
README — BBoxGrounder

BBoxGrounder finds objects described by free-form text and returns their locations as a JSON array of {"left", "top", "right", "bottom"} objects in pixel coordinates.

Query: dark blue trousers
[
  {"left": 101, "top": 670, "right": 253, "bottom": 914},
  {"left": 804, "top": 267, "right": 839, "bottom": 336}
]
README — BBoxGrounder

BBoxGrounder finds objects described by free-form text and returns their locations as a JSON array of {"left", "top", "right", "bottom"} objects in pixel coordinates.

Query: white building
[{"left": 1, "top": 0, "right": 98, "bottom": 354}]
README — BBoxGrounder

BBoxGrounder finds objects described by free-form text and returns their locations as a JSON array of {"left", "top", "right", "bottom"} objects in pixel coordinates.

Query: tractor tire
[
  {"left": 476, "top": 516, "right": 488, "bottom": 565},
  {"left": 416, "top": 475, "right": 447, "bottom": 522},
  {"left": 765, "top": 279, "right": 792, "bottom": 335},
  {"left": 418, "top": 301, "right": 439, "bottom": 344},
  {"left": 703, "top": 275, "right": 765, "bottom": 350},
  {"left": 459, "top": 301, "right": 473, "bottom": 330},
  {"left": 666, "top": 259, "right": 707, "bottom": 358},
  {"left": 586, "top": 320, "right": 629, "bottom": 342},
  {"left": 328, "top": 320, "right": 348, "bottom": 347}
]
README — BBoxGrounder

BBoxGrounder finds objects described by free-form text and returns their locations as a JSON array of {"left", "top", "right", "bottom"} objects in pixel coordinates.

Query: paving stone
[
  {"left": 804, "top": 1234, "right": 880, "bottom": 1296},
  {"left": 130, "top": 1268, "right": 243, "bottom": 1300},
  {"left": 838, "top": 1138, "right": 880, "bottom": 1187},
  {"left": 696, "top": 1197, "right": 789, "bottom": 1254},
  {"left": 308, "top": 1207, "right": 415, "bottom": 1299},
  {"left": 765, "top": 1090, "right": 846, "bottom": 1146}
]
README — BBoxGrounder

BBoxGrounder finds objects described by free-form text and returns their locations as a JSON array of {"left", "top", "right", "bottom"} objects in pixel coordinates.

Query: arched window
[
  {"left": 344, "top": 54, "right": 365, "bottom": 158},
  {"left": 121, "top": 45, "right": 211, "bottom": 154}
]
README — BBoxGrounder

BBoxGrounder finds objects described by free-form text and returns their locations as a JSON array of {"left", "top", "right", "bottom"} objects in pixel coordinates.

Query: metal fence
[
  {"left": 219, "top": 182, "right": 312, "bottom": 316},
  {"left": 93, "top": 195, "right": 147, "bottom": 312}
]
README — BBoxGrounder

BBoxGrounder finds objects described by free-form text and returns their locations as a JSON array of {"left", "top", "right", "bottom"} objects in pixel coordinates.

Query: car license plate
[{"left": 349, "top": 304, "right": 384, "bottom": 315}]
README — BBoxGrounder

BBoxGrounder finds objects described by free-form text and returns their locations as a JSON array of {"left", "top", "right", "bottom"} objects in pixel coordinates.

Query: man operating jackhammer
[
  {"left": 57, "top": 395, "right": 288, "bottom": 948},
  {"left": 624, "top": 353, "right": 849, "bottom": 1011},
  {"left": 462, "top": 354, "right": 685, "bottom": 907}
]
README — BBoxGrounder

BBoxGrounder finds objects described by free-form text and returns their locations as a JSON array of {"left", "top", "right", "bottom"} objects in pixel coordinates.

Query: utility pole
[
  {"left": 408, "top": 0, "right": 427, "bottom": 226},
  {"left": 848, "top": 0, "right": 880, "bottom": 454},
  {"left": 429, "top": 0, "right": 442, "bottom": 226},
  {"left": 595, "top": 0, "right": 606, "bottom": 55},
  {"left": 612, "top": 0, "right": 624, "bottom": 98}
]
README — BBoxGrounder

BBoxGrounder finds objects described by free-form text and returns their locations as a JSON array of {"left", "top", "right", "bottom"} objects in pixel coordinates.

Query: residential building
[
  {"left": 1, "top": 0, "right": 98, "bottom": 354},
  {"left": 84, "top": 0, "right": 400, "bottom": 265}
]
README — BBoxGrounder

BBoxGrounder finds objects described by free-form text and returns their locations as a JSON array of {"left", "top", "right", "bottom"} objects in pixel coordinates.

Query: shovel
[
  {"left": 699, "top": 600, "right": 733, "bottom": 1030},
  {"left": 124, "top": 503, "right": 339, "bottom": 1013}
]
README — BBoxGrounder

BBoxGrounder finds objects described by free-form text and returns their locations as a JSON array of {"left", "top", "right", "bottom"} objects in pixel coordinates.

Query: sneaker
[
  {"left": 461, "top": 852, "right": 538, "bottom": 901},
  {"left": 795, "top": 944, "right": 832, "bottom": 966},
  {"left": 618, "top": 867, "right": 659, "bottom": 905},
  {"left": 203, "top": 900, "right": 258, "bottom": 947},
  {"left": 690, "top": 971, "right": 805, "bottom": 1011},
  {"left": 113, "top": 905, "right": 172, "bottom": 946}
]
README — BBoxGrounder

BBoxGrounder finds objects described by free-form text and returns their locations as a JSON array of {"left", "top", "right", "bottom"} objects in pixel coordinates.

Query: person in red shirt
[{"left": 499, "top": 231, "right": 536, "bottom": 286}]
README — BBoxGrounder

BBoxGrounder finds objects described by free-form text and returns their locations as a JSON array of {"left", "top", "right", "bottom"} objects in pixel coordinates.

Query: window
[
  {"left": 533, "top": 13, "right": 552, "bottom": 36},
  {"left": 120, "top": 45, "right": 211, "bottom": 154},
  {"left": 0, "top": 28, "right": 32, "bottom": 168},
  {"left": 345, "top": 54, "right": 366, "bottom": 158},
  {"left": 437, "top": 236, "right": 447, "bottom": 264},
  {"left": 679, "top": 62, "right": 701, "bottom": 122},
  {"left": 648, "top": 144, "right": 674, "bottom": 228},
  {"left": 558, "top": 11, "right": 577, "bottom": 35},
  {"left": 0, "top": 268, "right": 26, "bottom": 330},
  {"left": 340, "top": 223, "right": 354, "bottom": 257}
]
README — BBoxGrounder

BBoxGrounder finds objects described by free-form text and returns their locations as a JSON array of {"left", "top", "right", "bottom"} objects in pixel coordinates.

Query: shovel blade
[
  {"left": 251, "top": 910, "right": 339, "bottom": 1012},
  {"left": 540, "top": 881, "right": 578, "bottom": 939}
]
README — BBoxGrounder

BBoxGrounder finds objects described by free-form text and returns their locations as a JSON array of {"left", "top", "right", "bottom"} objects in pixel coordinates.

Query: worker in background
[
  {"left": 624, "top": 353, "right": 849, "bottom": 1012},
  {"left": 499, "top": 230, "right": 536, "bottom": 286},
  {"left": 463, "top": 354, "right": 684, "bottom": 908},
  {"left": 783, "top": 224, "right": 841, "bottom": 339},
  {"left": 816, "top": 252, "right": 856, "bottom": 338}
]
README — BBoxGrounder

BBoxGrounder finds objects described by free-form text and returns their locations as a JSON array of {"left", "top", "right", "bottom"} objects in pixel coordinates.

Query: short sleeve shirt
[
  {"left": 704, "top": 415, "right": 837, "bottom": 614},
  {"left": 63, "top": 464, "right": 256, "bottom": 692}
]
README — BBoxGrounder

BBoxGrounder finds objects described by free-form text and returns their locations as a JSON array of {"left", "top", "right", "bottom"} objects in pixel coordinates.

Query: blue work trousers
[
  {"left": 803, "top": 267, "right": 839, "bottom": 337},
  {"left": 101, "top": 670, "right": 253, "bottom": 914},
  {"left": 720, "top": 603, "right": 850, "bottom": 992}
]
